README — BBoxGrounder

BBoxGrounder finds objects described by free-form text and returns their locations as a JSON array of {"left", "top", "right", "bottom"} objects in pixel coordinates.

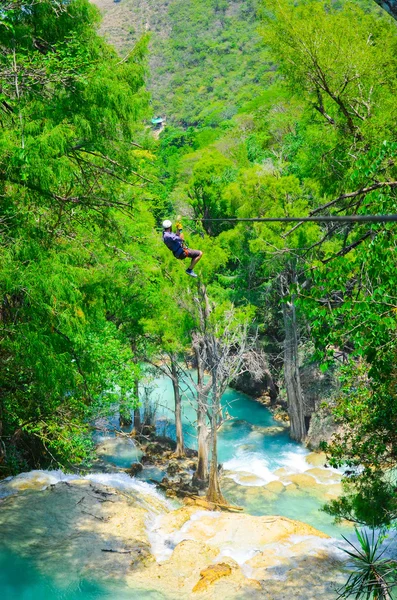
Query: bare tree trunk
[
  {"left": 192, "top": 282, "right": 262, "bottom": 503},
  {"left": 281, "top": 272, "right": 306, "bottom": 442},
  {"left": 133, "top": 377, "right": 141, "bottom": 434},
  {"left": 196, "top": 400, "right": 208, "bottom": 481},
  {"left": 130, "top": 342, "right": 141, "bottom": 435},
  {"left": 207, "top": 396, "right": 226, "bottom": 504},
  {"left": 171, "top": 355, "right": 184, "bottom": 457},
  {"left": 119, "top": 399, "right": 132, "bottom": 427},
  {"left": 206, "top": 375, "right": 225, "bottom": 504},
  {"left": 193, "top": 346, "right": 209, "bottom": 482}
]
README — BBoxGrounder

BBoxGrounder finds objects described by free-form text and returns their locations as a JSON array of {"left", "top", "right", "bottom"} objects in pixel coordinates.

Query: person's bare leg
[{"left": 189, "top": 251, "right": 203, "bottom": 271}]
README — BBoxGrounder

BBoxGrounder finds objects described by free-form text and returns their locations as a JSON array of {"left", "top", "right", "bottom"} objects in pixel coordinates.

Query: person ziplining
[
  {"left": 161, "top": 212, "right": 397, "bottom": 277},
  {"left": 162, "top": 218, "right": 203, "bottom": 278}
]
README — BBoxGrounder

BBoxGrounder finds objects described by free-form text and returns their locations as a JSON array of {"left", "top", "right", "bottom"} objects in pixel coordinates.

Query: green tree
[
  {"left": 261, "top": 0, "right": 397, "bottom": 522},
  {"left": 0, "top": 0, "right": 157, "bottom": 474}
]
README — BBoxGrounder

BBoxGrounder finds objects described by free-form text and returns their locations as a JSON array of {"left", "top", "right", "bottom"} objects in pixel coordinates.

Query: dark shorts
[{"left": 177, "top": 248, "right": 201, "bottom": 260}]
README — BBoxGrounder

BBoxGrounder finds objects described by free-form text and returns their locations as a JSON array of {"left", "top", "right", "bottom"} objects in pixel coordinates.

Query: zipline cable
[{"left": 183, "top": 215, "right": 397, "bottom": 223}]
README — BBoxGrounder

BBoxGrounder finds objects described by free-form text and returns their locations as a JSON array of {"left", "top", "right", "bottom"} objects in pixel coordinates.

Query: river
[
  {"left": 98, "top": 376, "right": 346, "bottom": 536},
  {"left": 0, "top": 376, "right": 348, "bottom": 599}
]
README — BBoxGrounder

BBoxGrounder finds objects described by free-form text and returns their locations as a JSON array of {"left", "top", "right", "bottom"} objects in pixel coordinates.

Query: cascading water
[
  {"left": 0, "top": 377, "right": 350, "bottom": 599},
  {"left": 97, "top": 376, "right": 347, "bottom": 536},
  {"left": 0, "top": 470, "right": 175, "bottom": 600}
]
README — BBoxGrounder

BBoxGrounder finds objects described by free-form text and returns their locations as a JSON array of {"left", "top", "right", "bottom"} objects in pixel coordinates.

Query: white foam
[
  {"left": 147, "top": 514, "right": 172, "bottom": 562},
  {"left": 223, "top": 445, "right": 342, "bottom": 488},
  {"left": 148, "top": 510, "right": 222, "bottom": 563},
  {"left": 278, "top": 450, "right": 342, "bottom": 484},
  {"left": 217, "top": 546, "right": 259, "bottom": 566},
  {"left": 85, "top": 472, "right": 163, "bottom": 499},
  {"left": 0, "top": 469, "right": 79, "bottom": 498},
  {"left": 95, "top": 434, "right": 115, "bottom": 442},
  {"left": 223, "top": 452, "right": 278, "bottom": 486},
  {"left": 278, "top": 449, "right": 311, "bottom": 473},
  {"left": 148, "top": 506, "right": 346, "bottom": 578}
]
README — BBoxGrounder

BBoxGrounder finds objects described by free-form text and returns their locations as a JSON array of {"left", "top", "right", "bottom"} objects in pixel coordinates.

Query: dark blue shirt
[{"left": 163, "top": 231, "right": 185, "bottom": 258}]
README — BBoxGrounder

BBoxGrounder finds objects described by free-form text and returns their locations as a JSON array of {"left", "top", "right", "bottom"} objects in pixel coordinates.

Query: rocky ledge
[{"left": 0, "top": 474, "right": 347, "bottom": 599}]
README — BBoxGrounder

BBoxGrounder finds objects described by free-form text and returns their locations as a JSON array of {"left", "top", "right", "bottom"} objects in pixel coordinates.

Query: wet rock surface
[
  {"left": 148, "top": 506, "right": 346, "bottom": 599},
  {"left": 0, "top": 479, "right": 155, "bottom": 582},
  {"left": 135, "top": 435, "right": 202, "bottom": 499}
]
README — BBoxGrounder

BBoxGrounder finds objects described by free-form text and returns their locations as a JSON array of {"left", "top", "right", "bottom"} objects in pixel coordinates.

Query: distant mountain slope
[
  {"left": 91, "top": 0, "right": 170, "bottom": 53},
  {"left": 91, "top": 0, "right": 269, "bottom": 127}
]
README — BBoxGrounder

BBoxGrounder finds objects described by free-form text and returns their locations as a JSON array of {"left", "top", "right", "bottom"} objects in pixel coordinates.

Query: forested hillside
[
  {"left": 93, "top": 0, "right": 397, "bottom": 528},
  {"left": 1, "top": 2, "right": 397, "bottom": 579}
]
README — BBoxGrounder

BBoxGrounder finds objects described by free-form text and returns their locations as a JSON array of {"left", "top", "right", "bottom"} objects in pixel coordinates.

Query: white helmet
[{"left": 162, "top": 219, "right": 172, "bottom": 229}]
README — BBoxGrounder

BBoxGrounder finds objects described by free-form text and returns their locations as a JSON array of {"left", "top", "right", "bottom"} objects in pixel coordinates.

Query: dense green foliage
[
  {"left": 0, "top": 0, "right": 166, "bottom": 473},
  {"left": 1, "top": 0, "right": 397, "bottom": 536},
  {"left": 150, "top": 0, "right": 270, "bottom": 127}
]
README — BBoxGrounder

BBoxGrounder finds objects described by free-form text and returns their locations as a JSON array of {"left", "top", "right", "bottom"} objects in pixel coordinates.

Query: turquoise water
[
  {"left": 101, "top": 375, "right": 289, "bottom": 466},
  {"left": 0, "top": 550, "right": 167, "bottom": 600}
]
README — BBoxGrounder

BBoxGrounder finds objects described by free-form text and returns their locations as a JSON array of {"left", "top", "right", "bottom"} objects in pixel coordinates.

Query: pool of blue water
[
  {"left": 100, "top": 375, "right": 301, "bottom": 468},
  {"left": 95, "top": 375, "right": 347, "bottom": 537},
  {"left": 0, "top": 550, "right": 167, "bottom": 600}
]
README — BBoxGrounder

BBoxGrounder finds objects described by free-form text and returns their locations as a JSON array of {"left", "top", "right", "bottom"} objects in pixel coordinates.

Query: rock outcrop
[{"left": 306, "top": 403, "right": 343, "bottom": 449}]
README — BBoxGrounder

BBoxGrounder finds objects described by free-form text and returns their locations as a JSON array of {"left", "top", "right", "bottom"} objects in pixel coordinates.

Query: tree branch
[{"left": 283, "top": 181, "right": 397, "bottom": 238}]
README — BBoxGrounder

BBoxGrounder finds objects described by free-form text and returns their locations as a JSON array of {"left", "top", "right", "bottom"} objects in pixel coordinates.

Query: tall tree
[
  {"left": 218, "top": 169, "right": 320, "bottom": 440},
  {"left": 281, "top": 268, "right": 306, "bottom": 441},
  {"left": 193, "top": 285, "right": 259, "bottom": 503}
]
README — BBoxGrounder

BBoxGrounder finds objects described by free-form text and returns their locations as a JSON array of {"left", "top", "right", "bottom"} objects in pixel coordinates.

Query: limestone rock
[
  {"left": 272, "top": 467, "right": 288, "bottom": 477},
  {"left": 1, "top": 474, "right": 346, "bottom": 600},
  {"left": 251, "top": 425, "right": 288, "bottom": 435},
  {"left": 306, "top": 467, "right": 341, "bottom": 484},
  {"left": 265, "top": 480, "right": 285, "bottom": 494},
  {"left": 281, "top": 473, "right": 317, "bottom": 489},
  {"left": 158, "top": 505, "right": 201, "bottom": 534},
  {"left": 0, "top": 479, "right": 155, "bottom": 582},
  {"left": 95, "top": 437, "right": 143, "bottom": 463},
  {"left": 283, "top": 482, "right": 299, "bottom": 494},
  {"left": 181, "top": 512, "right": 329, "bottom": 548},
  {"left": 306, "top": 403, "right": 342, "bottom": 450},
  {"left": 305, "top": 451, "right": 328, "bottom": 467},
  {"left": 324, "top": 482, "right": 343, "bottom": 500},
  {"left": 233, "top": 473, "right": 267, "bottom": 486},
  {"left": 192, "top": 562, "right": 233, "bottom": 592},
  {"left": 246, "top": 538, "right": 345, "bottom": 598}
]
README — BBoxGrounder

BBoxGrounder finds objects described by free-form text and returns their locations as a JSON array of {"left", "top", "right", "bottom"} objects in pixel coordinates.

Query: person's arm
[{"left": 175, "top": 220, "right": 184, "bottom": 240}]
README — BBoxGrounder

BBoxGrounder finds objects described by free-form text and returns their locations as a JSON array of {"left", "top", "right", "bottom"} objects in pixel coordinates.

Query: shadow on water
[
  {"left": 0, "top": 483, "right": 169, "bottom": 600},
  {"left": 0, "top": 550, "right": 165, "bottom": 600}
]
